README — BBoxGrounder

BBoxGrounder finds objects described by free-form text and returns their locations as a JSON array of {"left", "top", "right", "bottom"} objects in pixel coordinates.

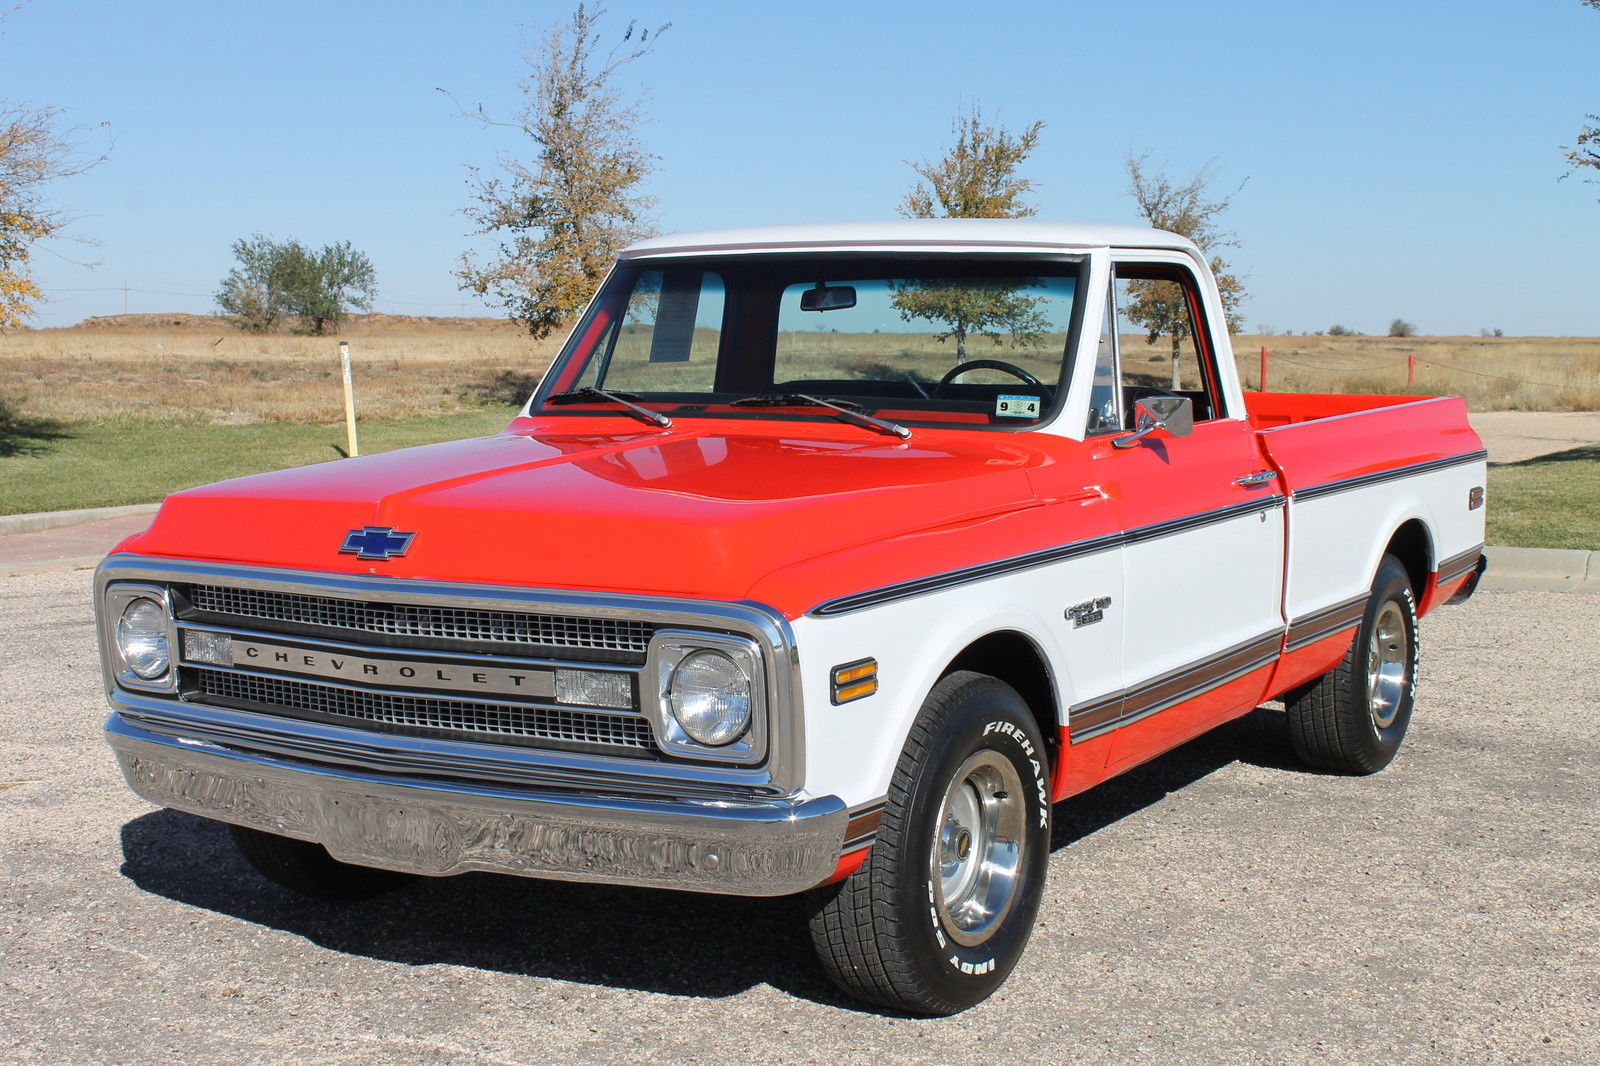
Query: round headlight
[
  {"left": 116, "top": 597, "right": 170, "bottom": 680},
  {"left": 667, "top": 650, "right": 752, "bottom": 746}
]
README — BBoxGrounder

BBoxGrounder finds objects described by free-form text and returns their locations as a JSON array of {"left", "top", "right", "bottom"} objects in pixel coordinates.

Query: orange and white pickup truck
[{"left": 98, "top": 220, "right": 1487, "bottom": 1014}]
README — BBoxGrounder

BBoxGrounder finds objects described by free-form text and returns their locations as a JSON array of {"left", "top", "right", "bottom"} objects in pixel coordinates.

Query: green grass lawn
[
  {"left": 1485, "top": 444, "right": 1600, "bottom": 551},
  {"left": 0, "top": 409, "right": 519, "bottom": 515}
]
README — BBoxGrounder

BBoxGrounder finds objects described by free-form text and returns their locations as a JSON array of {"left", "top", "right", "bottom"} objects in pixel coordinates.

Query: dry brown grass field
[
  {"left": 1, "top": 314, "right": 1595, "bottom": 426},
  {"left": 1223, "top": 333, "right": 1600, "bottom": 412},
  {"left": 0, "top": 314, "right": 563, "bottom": 425}
]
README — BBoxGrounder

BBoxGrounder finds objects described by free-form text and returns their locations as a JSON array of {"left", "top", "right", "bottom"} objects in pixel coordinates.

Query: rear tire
[
  {"left": 806, "top": 671, "right": 1052, "bottom": 1016},
  {"left": 230, "top": 824, "right": 413, "bottom": 901},
  {"left": 1286, "top": 553, "right": 1419, "bottom": 774}
]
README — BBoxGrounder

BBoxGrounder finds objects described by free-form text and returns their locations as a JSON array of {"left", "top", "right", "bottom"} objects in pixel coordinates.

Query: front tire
[
  {"left": 1286, "top": 553, "right": 1419, "bottom": 774},
  {"left": 806, "top": 671, "right": 1052, "bottom": 1015},
  {"left": 230, "top": 824, "right": 413, "bottom": 901}
]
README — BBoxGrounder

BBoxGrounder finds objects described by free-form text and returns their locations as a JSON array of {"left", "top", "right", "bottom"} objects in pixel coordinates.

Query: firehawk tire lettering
[
  {"left": 807, "top": 671, "right": 1051, "bottom": 1015},
  {"left": 981, "top": 720, "right": 1050, "bottom": 825}
]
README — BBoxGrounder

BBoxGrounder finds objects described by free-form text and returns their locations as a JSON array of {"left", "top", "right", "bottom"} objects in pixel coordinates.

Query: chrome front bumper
[{"left": 107, "top": 713, "right": 848, "bottom": 896}]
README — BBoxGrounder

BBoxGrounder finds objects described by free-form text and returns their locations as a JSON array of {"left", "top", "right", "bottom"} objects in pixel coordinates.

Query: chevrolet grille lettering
[{"left": 200, "top": 637, "right": 562, "bottom": 702}]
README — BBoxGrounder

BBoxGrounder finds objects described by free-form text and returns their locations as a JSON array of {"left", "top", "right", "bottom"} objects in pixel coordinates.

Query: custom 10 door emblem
[{"left": 1066, "top": 596, "right": 1112, "bottom": 628}]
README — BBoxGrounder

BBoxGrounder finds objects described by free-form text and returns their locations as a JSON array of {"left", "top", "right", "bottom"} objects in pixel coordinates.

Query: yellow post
[{"left": 339, "top": 341, "right": 360, "bottom": 457}]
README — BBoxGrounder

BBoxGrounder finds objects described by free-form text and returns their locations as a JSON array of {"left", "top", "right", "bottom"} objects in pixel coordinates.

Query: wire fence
[{"left": 1252, "top": 349, "right": 1595, "bottom": 392}]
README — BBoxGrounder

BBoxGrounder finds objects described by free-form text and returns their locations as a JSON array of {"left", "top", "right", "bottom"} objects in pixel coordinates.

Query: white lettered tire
[
  {"left": 1286, "top": 553, "right": 1420, "bottom": 774},
  {"left": 806, "top": 670, "right": 1052, "bottom": 1015}
]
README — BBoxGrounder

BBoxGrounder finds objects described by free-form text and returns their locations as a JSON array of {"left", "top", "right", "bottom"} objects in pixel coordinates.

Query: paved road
[
  {"left": 2, "top": 570, "right": 1596, "bottom": 1065},
  {"left": 1470, "top": 410, "right": 1600, "bottom": 465}
]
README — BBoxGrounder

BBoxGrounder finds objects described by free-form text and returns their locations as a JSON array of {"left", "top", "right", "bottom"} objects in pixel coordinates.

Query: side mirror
[
  {"left": 1113, "top": 394, "right": 1194, "bottom": 449},
  {"left": 800, "top": 284, "right": 857, "bottom": 312}
]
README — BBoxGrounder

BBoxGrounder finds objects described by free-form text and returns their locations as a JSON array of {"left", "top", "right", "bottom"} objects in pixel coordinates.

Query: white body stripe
[{"left": 791, "top": 545, "right": 1123, "bottom": 806}]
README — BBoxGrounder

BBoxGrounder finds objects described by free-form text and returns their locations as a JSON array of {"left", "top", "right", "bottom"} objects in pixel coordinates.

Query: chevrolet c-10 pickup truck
[{"left": 98, "top": 220, "right": 1487, "bottom": 1014}]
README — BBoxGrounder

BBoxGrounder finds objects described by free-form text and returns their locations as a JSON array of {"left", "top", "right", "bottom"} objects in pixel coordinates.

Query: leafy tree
[
  {"left": 454, "top": 4, "right": 666, "bottom": 339},
  {"left": 0, "top": 94, "right": 108, "bottom": 330},
  {"left": 1562, "top": 1, "right": 1600, "bottom": 197},
  {"left": 1327, "top": 324, "right": 1359, "bottom": 336},
  {"left": 890, "top": 279, "right": 1051, "bottom": 361},
  {"left": 1388, "top": 318, "right": 1417, "bottom": 338},
  {"left": 893, "top": 105, "right": 1048, "bottom": 361},
  {"left": 216, "top": 236, "right": 376, "bottom": 335},
  {"left": 1123, "top": 152, "right": 1247, "bottom": 386},
  {"left": 215, "top": 234, "right": 293, "bottom": 333},
  {"left": 289, "top": 241, "right": 377, "bottom": 335},
  {"left": 898, "top": 104, "right": 1043, "bottom": 220}
]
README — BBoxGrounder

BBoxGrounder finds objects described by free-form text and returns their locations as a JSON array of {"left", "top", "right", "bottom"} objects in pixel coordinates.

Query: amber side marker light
[{"left": 831, "top": 658, "right": 878, "bottom": 705}]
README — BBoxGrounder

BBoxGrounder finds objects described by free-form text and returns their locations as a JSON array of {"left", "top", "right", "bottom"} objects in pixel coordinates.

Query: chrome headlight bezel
[
  {"left": 102, "top": 583, "right": 178, "bottom": 692},
  {"left": 644, "top": 630, "right": 766, "bottom": 764}
]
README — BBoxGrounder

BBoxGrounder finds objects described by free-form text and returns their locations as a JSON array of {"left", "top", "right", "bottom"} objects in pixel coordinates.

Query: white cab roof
[{"left": 621, "top": 219, "right": 1200, "bottom": 259}]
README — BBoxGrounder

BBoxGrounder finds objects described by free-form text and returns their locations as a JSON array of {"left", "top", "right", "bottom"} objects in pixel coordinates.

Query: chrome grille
[
  {"left": 185, "top": 584, "right": 653, "bottom": 658},
  {"left": 194, "top": 668, "right": 654, "bottom": 752}
]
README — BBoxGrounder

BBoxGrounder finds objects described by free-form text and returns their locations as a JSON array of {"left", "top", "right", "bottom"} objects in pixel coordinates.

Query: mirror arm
[
  {"left": 1112, "top": 410, "right": 1165, "bottom": 449},
  {"left": 1111, "top": 422, "right": 1160, "bottom": 449}
]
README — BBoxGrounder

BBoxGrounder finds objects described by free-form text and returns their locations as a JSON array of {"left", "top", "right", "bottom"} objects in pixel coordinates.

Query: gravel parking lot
[{"left": 2, "top": 568, "right": 1595, "bottom": 1065}]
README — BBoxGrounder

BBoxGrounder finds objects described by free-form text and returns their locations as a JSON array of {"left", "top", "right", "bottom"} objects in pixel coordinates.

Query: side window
[
  {"left": 1086, "top": 288, "right": 1122, "bottom": 435},
  {"left": 1112, "top": 263, "right": 1220, "bottom": 422}
]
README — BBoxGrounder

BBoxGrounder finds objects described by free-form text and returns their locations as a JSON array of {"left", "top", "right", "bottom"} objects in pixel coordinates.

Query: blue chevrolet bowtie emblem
[{"left": 340, "top": 526, "right": 416, "bottom": 561}]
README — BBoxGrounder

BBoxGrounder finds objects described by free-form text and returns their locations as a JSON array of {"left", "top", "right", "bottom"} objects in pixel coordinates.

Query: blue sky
[{"left": 7, "top": 0, "right": 1599, "bottom": 335}]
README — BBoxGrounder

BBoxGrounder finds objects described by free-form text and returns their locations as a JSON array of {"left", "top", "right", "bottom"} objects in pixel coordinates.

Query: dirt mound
[
  {"left": 70, "top": 312, "right": 519, "bottom": 334},
  {"left": 341, "top": 313, "right": 517, "bottom": 334},
  {"left": 75, "top": 313, "right": 229, "bottom": 330}
]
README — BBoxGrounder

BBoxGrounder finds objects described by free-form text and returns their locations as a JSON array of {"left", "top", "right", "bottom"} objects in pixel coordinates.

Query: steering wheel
[{"left": 935, "top": 359, "right": 1044, "bottom": 395}]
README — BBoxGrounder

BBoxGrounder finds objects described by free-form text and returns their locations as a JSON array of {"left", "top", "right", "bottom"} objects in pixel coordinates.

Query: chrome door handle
[{"left": 1235, "top": 470, "right": 1279, "bottom": 487}]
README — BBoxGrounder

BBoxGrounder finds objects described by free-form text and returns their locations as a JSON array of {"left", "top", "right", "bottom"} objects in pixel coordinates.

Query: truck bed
[{"left": 1244, "top": 392, "right": 1484, "bottom": 499}]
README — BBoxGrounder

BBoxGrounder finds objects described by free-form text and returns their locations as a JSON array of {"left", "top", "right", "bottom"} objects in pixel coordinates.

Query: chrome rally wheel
[
  {"left": 931, "top": 751, "right": 1026, "bottom": 947},
  {"left": 1367, "top": 600, "right": 1410, "bottom": 731},
  {"left": 807, "top": 671, "right": 1052, "bottom": 1016}
]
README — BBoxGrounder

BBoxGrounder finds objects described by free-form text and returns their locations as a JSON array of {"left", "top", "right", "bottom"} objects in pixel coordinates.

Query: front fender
[{"left": 790, "top": 591, "right": 1073, "bottom": 807}]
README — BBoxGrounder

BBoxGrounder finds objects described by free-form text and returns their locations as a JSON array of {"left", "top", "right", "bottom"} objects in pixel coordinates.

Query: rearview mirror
[
  {"left": 800, "top": 284, "right": 857, "bottom": 312},
  {"left": 1113, "top": 394, "right": 1194, "bottom": 449}
]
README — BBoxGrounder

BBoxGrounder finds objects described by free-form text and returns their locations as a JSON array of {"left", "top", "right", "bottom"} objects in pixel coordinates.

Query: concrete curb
[
  {"left": 1481, "top": 545, "right": 1600, "bottom": 594},
  {"left": 0, "top": 503, "right": 160, "bottom": 536}
]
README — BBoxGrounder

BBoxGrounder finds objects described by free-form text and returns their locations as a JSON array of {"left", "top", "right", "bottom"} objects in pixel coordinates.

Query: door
[{"left": 1077, "top": 258, "right": 1286, "bottom": 772}]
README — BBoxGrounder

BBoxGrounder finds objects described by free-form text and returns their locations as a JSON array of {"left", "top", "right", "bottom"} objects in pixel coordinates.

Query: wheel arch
[
  {"left": 1383, "top": 517, "right": 1434, "bottom": 605},
  {"left": 941, "top": 629, "right": 1062, "bottom": 771}
]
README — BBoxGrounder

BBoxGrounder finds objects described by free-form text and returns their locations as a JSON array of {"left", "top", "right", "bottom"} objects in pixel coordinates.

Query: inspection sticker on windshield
[{"left": 995, "top": 394, "right": 1041, "bottom": 418}]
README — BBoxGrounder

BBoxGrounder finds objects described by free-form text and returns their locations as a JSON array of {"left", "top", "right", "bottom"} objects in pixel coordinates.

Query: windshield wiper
[
  {"left": 730, "top": 393, "right": 911, "bottom": 440},
  {"left": 545, "top": 387, "right": 672, "bottom": 428}
]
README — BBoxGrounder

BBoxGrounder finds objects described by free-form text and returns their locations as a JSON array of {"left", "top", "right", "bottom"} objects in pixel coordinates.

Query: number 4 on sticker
[{"left": 996, "top": 394, "right": 1041, "bottom": 418}]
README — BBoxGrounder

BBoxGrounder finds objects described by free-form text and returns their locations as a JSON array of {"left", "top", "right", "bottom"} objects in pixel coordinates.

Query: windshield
[{"left": 535, "top": 256, "right": 1084, "bottom": 430}]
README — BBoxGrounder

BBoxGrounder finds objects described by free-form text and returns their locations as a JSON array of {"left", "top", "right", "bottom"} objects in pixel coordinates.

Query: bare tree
[
  {"left": 894, "top": 105, "right": 1048, "bottom": 361},
  {"left": 1123, "top": 152, "right": 1247, "bottom": 386},
  {"left": 1561, "top": 1, "right": 1600, "bottom": 197},
  {"left": 0, "top": 96, "right": 108, "bottom": 329},
  {"left": 453, "top": 5, "right": 667, "bottom": 339}
]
